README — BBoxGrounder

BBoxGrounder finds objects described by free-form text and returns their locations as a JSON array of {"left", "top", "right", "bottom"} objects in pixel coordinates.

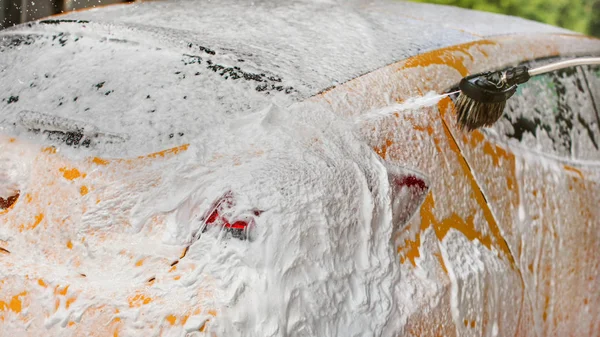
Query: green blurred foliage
[{"left": 410, "top": 0, "right": 600, "bottom": 37}]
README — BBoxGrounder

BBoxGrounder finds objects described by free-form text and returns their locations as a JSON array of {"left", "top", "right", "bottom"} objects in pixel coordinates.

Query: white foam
[{"left": 357, "top": 91, "right": 458, "bottom": 122}]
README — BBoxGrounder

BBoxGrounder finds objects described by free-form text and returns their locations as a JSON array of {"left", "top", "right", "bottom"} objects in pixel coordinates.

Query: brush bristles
[{"left": 455, "top": 93, "right": 506, "bottom": 131}]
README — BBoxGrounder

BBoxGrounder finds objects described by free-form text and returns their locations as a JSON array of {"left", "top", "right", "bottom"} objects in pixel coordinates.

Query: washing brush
[{"left": 455, "top": 57, "right": 600, "bottom": 131}]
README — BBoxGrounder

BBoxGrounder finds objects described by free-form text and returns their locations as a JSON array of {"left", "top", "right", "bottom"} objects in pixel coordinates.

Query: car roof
[
  {"left": 0, "top": 0, "right": 578, "bottom": 156},
  {"left": 53, "top": 0, "right": 574, "bottom": 95}
]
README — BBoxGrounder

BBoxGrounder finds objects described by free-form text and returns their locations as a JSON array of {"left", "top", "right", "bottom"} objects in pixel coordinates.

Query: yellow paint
[
  {"left": 60, "top": 167, "right": 85, "bottom": 180},
  {"left": 433, "top": 252, "right": 448, "bottom": 274},
  {"left": 401, "top": 193, "right": 492, "bottom": 266},
  {"left": 140, "top": 144, "right": 189, "bottom": 160},
  {"left": 42, "top": 146, "right": 57, "bottom": 154},
  {"left": 399, "top": 193, "right": 433, "bottom": 266},
  {"left": 564, "top": 165, "right": 584, "bottom": 179},
  {"left": 38, "top": 279, "right": 47, "bottom": 288},
  {"left": 28, "top": 213, "right": 44, "bottom": 230},
  {"left": 135, "top": 259, "right": 144, "bottom": 267},
  {"left": 198, "top": 311, "right": 216, "bottom": 332},
  {"left": 128, "top": 293, "right": 152, "bottom": 308},
  {"left": 180, "top": 246, "right": 189, "bottom": 259},
  {"left": 166, "top": 314, "right": 177, "bottom": 325},
  {"left": 435, "top": 213, "right": 492, "bottom": 248},
  {"left": 374, "top": 139, "right": 393, "bottom": 159},
  {"left": 412, "top": 123, "right": 434, "bottom": 136},
  {"left": 543, "top": 295, "right": 550, "bottom": 321},
  {"left": 67, "top": 240, "right": 73, "bottom": 249},
  {"left": 89, "top": 144, "right": 190, "bottom": 168},
  {"left": 91, "top": 157, "right": 110, "bottom": 165},
  {"left": 401, "top": 40, "right": 497, "bottom": 76},
  {"left": 0, "top": 292, "right": 28, "bottom": 313},
  {"left": 55, "top": 285, "right": 69, "bottom": 296},
  {"left": 80, "top": 185, "right": 89, "bottom": 196},
  {"left": 9, "top": 293, "right": 24, "bottom": 313},
  {"left": 467, "top": 130, "right": 519, "bottom": 204},
  {"left": 66, "top": 297, "right": 76, "bottom": 309}
]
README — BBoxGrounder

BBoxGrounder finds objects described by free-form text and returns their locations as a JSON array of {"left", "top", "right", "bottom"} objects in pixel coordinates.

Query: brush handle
[
  {"left": 505, "top": 65, "right": 530, "bottom": 85},
  {"left": 528, "top": 57, "right": 600, "bottom": 76}
]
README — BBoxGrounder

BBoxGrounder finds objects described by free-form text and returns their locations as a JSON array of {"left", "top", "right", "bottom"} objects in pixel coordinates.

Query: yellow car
[{"left": 1, "top": 1, "right": 599, "bottom": 336}]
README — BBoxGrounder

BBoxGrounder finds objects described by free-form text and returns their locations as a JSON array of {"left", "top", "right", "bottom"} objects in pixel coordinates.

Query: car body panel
[{"left": 314, "top": 34, "right": 600, "bottom": 336}]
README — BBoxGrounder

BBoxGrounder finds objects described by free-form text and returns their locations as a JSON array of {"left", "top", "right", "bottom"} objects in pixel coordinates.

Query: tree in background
[{"left": 411, "top": 0, "right": 600, "bottom": 37}]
